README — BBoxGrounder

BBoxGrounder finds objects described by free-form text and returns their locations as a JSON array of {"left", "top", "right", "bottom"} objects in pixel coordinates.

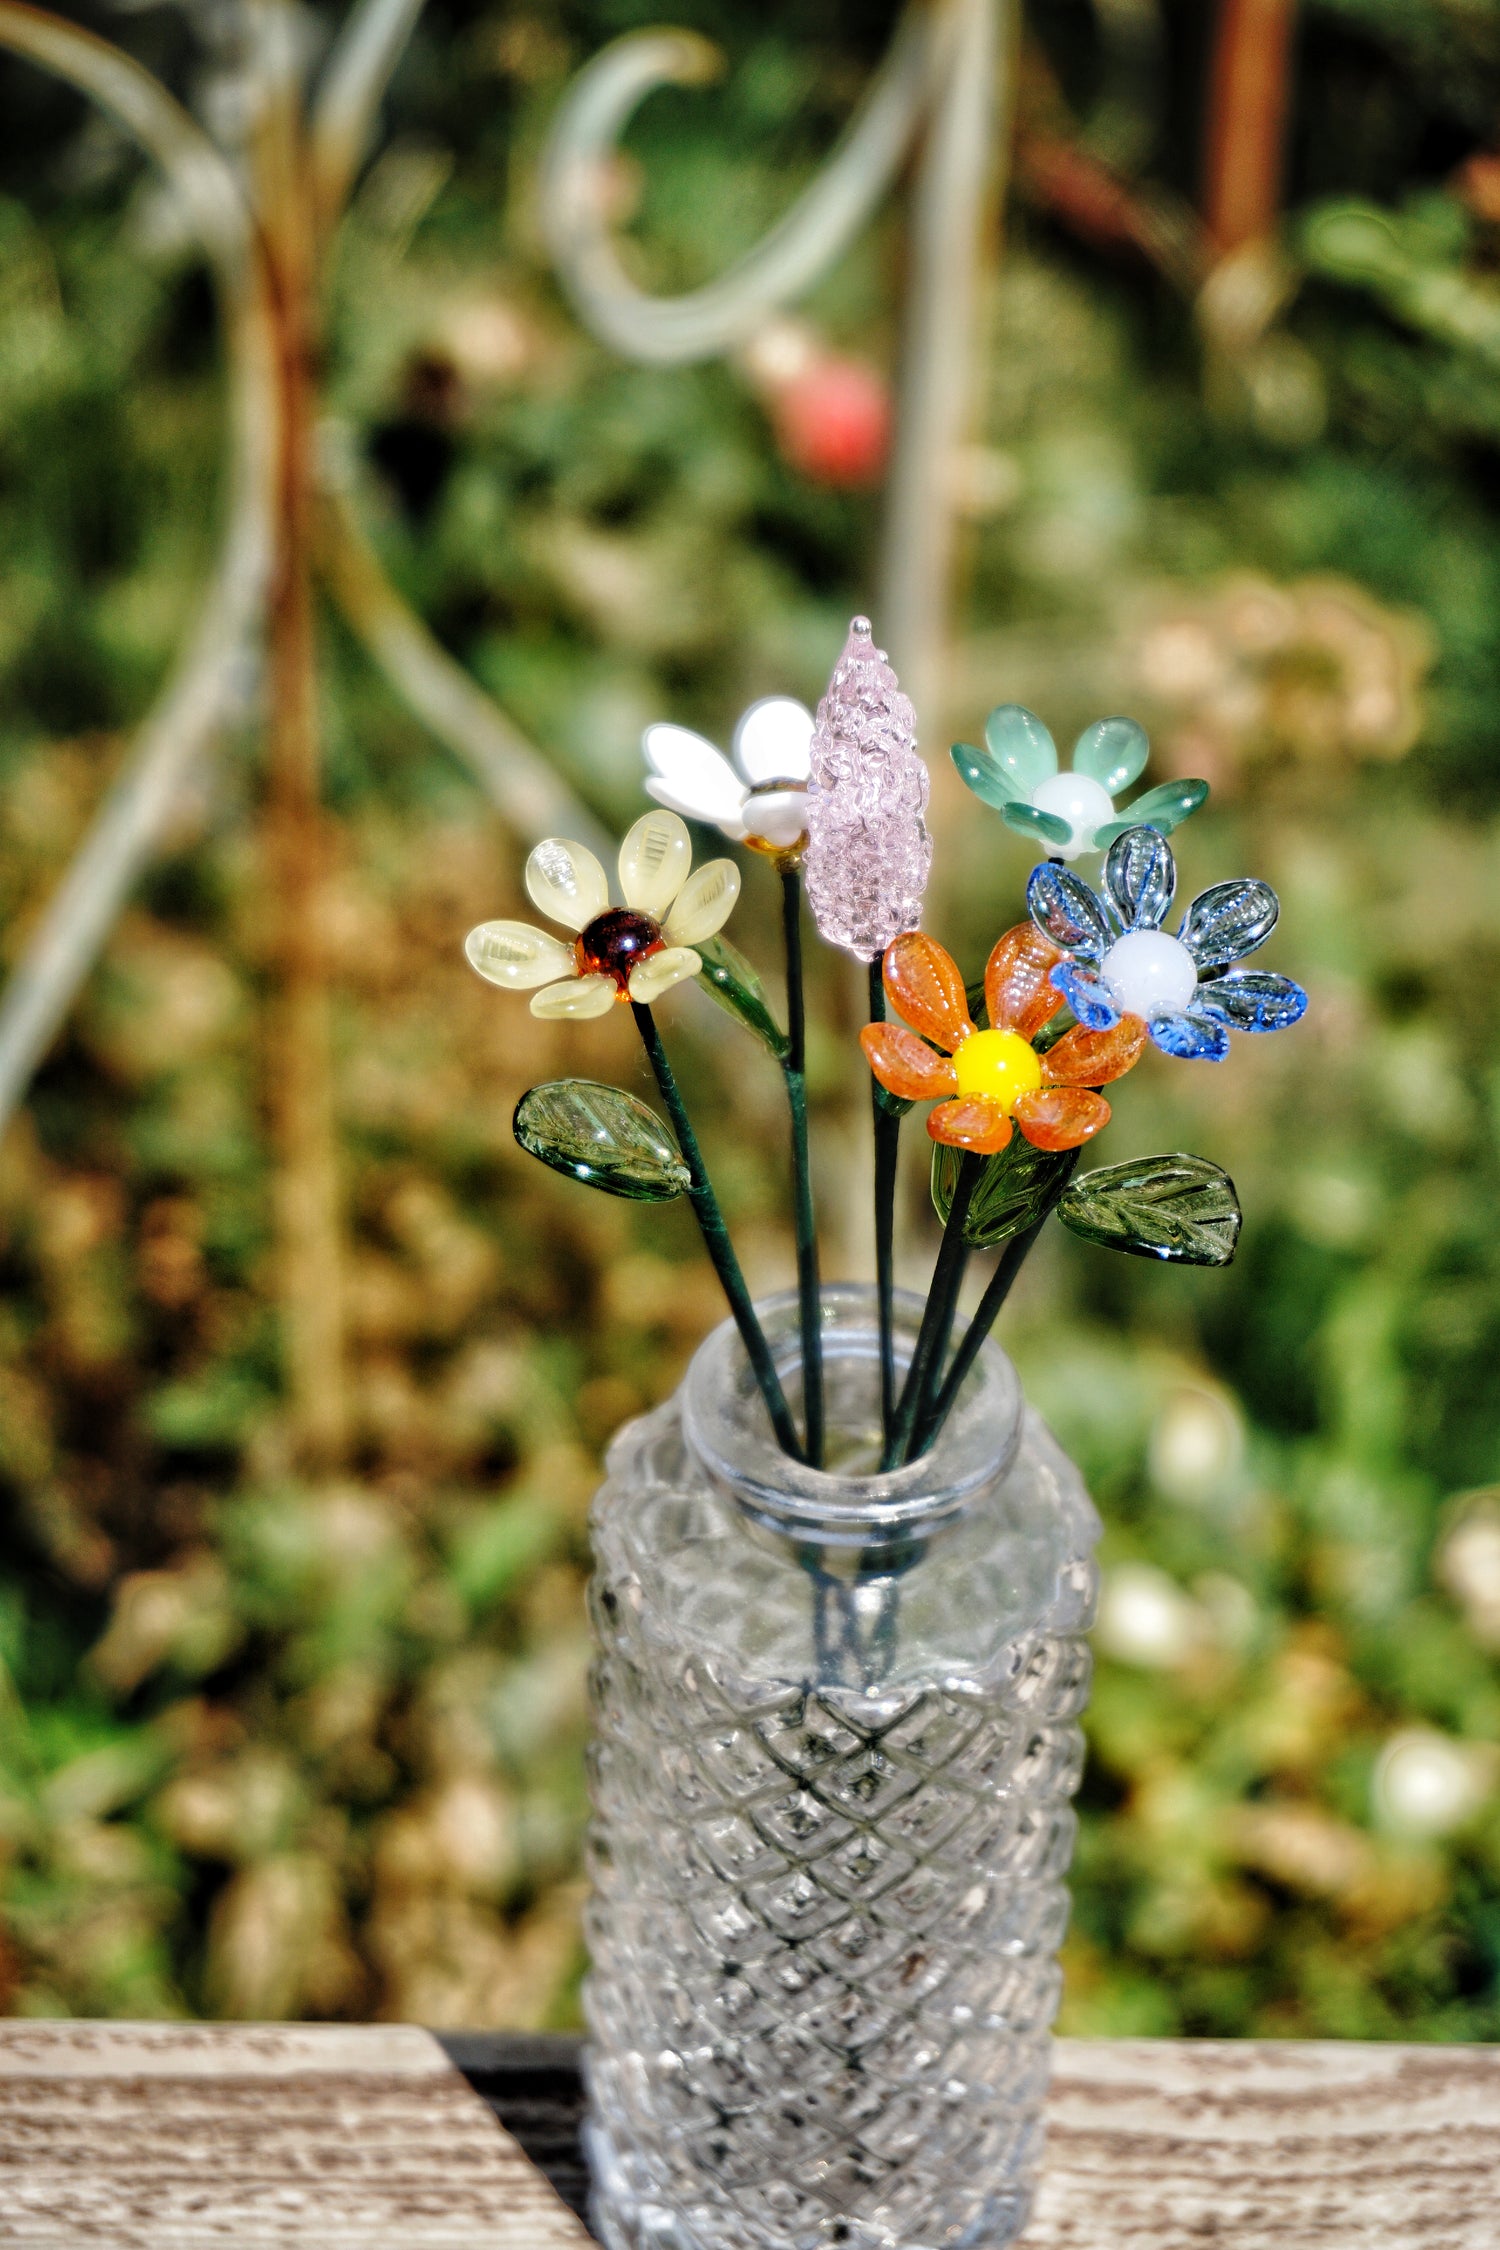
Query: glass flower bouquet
[{"left": 465, "top": 620, "right": 1305, "bottom": 2250}]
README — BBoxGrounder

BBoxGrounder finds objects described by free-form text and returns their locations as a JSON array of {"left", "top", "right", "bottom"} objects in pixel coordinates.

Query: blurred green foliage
[{"left": 1, "top": 0, "right": 1500, "bottom": 2039}]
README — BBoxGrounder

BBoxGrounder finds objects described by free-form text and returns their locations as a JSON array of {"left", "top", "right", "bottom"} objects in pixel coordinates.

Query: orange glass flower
[{"left": 859, "top": 926, "right": 1147, "bottom": 1155}]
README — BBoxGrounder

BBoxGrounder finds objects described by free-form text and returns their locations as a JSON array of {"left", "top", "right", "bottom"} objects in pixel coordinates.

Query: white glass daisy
[
  {"left": 642, "top": 696, "right": 814, "bottom": 853},
  {"left": 464, "top": 810, "right": 740, "bottom": 1018}
]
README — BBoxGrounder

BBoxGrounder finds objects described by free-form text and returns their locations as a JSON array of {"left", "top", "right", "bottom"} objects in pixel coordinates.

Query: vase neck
[{"left": 681, "top": 1283, "right": 1023, "bottom": 1556}]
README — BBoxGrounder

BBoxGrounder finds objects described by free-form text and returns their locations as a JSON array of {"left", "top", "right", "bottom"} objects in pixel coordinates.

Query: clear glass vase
[{"left": 583, "top": 1284, "right": 1100, "bottom": 2250}]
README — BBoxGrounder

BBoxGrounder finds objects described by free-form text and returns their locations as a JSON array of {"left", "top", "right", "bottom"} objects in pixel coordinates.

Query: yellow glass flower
[{"left": 465, "top": 811, "right": 740, "bottom": 1018}]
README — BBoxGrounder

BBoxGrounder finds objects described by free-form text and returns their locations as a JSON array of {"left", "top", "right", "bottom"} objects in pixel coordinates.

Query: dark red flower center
[{"left": 577, "top": 907, "right": 663, "bottom": 988}]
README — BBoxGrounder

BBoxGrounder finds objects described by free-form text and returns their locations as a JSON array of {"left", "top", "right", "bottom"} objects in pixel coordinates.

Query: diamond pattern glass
[{"left": 582, "top": 1289, "right": 1100, "bottom": 2250}]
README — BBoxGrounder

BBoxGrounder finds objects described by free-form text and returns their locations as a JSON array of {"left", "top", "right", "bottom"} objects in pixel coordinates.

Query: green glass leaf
[
  {"left": 1057, "top": 1152, "right": 1242, "bottom": 1265},
  {"left": 695, "top": 933, "right": 789, "bottom": 1057},
  {"left": 950, "top": 740, "right": 1015, "bottom": 811},
  {"left": 1094, "top": 778, "right": 1209, "bottom": 848},
  {"left": 984, "top": 704, "right": 1058, "bottom": 792},
  {"left": 1073, "top": 715, "right": 1149, "bottom": 795},
  {"left": 514, "top": 1080, "right": 691, "bottom": 1201},
  {"left": 931, "top": 1135, "right": 1079, "bottom": 1248},
  {"left": 1002, "top": 801, "right": 1072, "bottom": 847},
  {"left": 874, "top": 1083, "right": 913, "bottom": 1120}
]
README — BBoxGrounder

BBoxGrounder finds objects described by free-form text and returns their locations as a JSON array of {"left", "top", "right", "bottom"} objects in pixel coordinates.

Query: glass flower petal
[
  {"left": 733, "top": 697, "right": 815, "bottom": 785},
  {"left": 1013, "top": 1084, "right": 1111, "bottom": 1151},
  {"left": 985, "top": 923, "right": 1065, "bottom": 1040},
  {"left": 664, "top": 859, "right": 741, "bottom": 946},
  {"left": 1043, "top": 1015, "right": 1147, "bottom": 1087},
  {"left": 1194, "top": 969, "right": 1308, "bottom": 1032},
  {"left": 1073, "top": 715, "right": 1149, "bottom": 795},
  {"left": 1147, "top": 1009, "right": 1231, "bottom": 1061},
  {"left": 1049, "top": 959, "right": 1120, "bottom": 1032},
  {"left": 529, "top": 972, "right": 617, "bottom": 1019},
  {"left": 927, "top": 1096, "right": 1013, "bottom": 1154},
  {"left": 618, "top": 810, "right": 693, "bottom": 917},
  {"left": 741, "top": 789, "right": 809, "bottom": 849},
  {"left": 626, "top": 945, "right": 701, "bottom": 1004},
  {"left": 526, "top": 837, "right": 610, "bottom": 932},
  {"left": 642, "top": 725, "right": 749, "bottom": 828},
  {"left": 883, "top": 932, "right": 974, "bottom": 1050},
  {"left": 951, "top": 740, "right": 1018, "bottom": 812},
  {"left": 1027, "top": 863, "right": 1113, "bottom": 957},
  {"left": 1103, "top": 826, "right": 1176, "bottom": 931},
  {"left": 984, "top": 704, "right": 1058, "bottom": 792},
  {"left": 1001, "top": 801, "right": 1072, "bottom": 847},
  {"left": 859, "top": 1023, "right": 960, "bottom": 1101},
  {"left": 464, "top": 920, "right": 577, "bottom": 990},
  {"left": 1094, "top": 777, "right": 1209, "bottom": 848},
  {"left": 1179, "top": 878, "right": 1279, "bottom": 967}
]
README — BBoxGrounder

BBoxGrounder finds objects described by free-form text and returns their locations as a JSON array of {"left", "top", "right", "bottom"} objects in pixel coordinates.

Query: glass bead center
[
  {"left": 1031, "top": 771, "right": 1115, "bottom": 858},
  {"left": 579, "top": 908, "right": 663, "bottom": 986},
  {"left": 1102, "top": 928, "right": 1198, "bottom": 1019},
  {"left": 952, "top": 1028, "right": 1043, "bottom": 1110}
]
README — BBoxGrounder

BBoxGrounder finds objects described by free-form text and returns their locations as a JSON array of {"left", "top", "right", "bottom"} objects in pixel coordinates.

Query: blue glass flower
[
  {"left": 951, "top": 705, "right": 1209, "bottom": 861},
  {"left": 1026, "top": 827, "right": 1308, "bottom": 1061}
]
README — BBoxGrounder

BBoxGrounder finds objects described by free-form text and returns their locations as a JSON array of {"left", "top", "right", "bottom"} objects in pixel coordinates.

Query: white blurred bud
[
  {"left": 1148, "top": 1384, "right": 1244, "bottom": 1505},
  {"left": 1095, "top": 1563, "right": 1207, "bottom": 1670},
  {"left": 1436, "top": 1495, "right": 1500, "bottom": 1651},
  {"left": 1373, "top": 1728, "right": 1495, "bottom": 1838}
]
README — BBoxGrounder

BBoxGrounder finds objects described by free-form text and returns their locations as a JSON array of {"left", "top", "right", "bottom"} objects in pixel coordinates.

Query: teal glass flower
[{"left": 951, "top": 705, "right": 1208, "bottom": 861}]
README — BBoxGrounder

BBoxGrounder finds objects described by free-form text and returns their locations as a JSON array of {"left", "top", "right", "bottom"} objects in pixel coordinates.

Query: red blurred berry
[{"left": 771, "top": 357, "right": 891, "bottom": 488}]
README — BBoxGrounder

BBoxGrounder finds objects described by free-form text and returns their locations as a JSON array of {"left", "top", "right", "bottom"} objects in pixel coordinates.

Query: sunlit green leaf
[
  {"left": 514, "top": 1081, "right": 691, "bottom": 1201},
  {"left": 695, "top": 934, "right": 789, "bottom": 1057},
  {"left": 931, "top": 1135, "right": 1078, "bottom": 1247},
  {"left": 1058, "top": 1151, "right": 1241, "bottom": 1264}
]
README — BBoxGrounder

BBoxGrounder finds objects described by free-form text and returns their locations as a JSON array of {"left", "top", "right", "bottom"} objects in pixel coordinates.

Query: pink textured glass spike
[{"left": 804, "top": 617, "right": 933, "bottom": 962}]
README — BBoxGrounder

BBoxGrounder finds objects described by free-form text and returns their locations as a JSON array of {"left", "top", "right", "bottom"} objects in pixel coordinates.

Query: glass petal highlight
[
  {"left": 1194, "top": 969, "right": 1308, "bottom": 1033},
  {"left": 530, "top": 973, "right": 617, "bottom": 1020},
  {"left": 642, "top": 725, "right": 749, "bottom": 828},
  {"left": 859, "top": 1023, "right": 959, "bottom": 1101},
  {"left": 1103, "top": 827, "right": 1176, "bottom": 931},
  {"left": 1148, "top": 1009, "right": 1231, "bottom": 1061},
  {"left": 618, "top": 810, "right": 693, "bottom": 917},
  {"left": 1179, "top": 878, "right": 1279, "bottom": 966},
  {"left": 1013, "top": 1084, "right": 1111, "bottom": 1150},
  {"left": 927, "top": 1096, "right": 1013, "bottom": 1154},
  {"left": 1044, "top": 1015, "right": 1147, "bottom": 1087},
  {"left": 1094, "top": 777, "right": 1209, "bottom": 846},
  {"left": 883, "top": 932, "right": 974, "bottom": 1050},
  {"left": 526, "top": 838, "right": 610, "bottom": 932},
  {"left": 1027, "top": 863, "right": 1113, "bottom": 957},
  {"left": 464, "top": 920, "right": 576, "bottom": 990},
  {"left": 1001, "top": 801, "right": 1073, "bottom": 847},
  {"left": 949, "top": 739, "right": 1015, "bottom": 812},
  {"left": 1050, "top": 959, "right": 1121, "bottom": 1032},
  {"left": 741, "top": 788, "right": 809, "bottom": 849},
  {"left": 1073, "top": 715, "right": 1149, "bottom": 795},
  {"left": 985, "top": 924, "right": 1065, "bottom": 1039},
  {"left": 984, "top": 704, "right": 1058, "bottom": 792},
  {"left": 627, "top": 946, "right": 701, "bottom": 1003},
  {"left": 733, "top": 697, "right": 815, "bottom": 785},
  {"left": 664, "top": 859, "right": 741, "bottom": 945}
]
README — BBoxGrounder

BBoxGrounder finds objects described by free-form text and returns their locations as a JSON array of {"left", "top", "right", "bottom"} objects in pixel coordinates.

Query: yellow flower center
[{"left": 951, "top": 1027, "right": 1043, "bottom": 1111}]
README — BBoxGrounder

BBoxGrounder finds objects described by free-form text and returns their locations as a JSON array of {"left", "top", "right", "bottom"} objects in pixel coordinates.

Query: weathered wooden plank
[
  {"left": 1033, "top": 2038, "right": 1500, "bottom": 2249},
  {"left": 3, "top": 2025, "right": 1498, "bottom": 2248},
  {"left": 0, "top": 2021, "right": 592, "bottom": 2249}
]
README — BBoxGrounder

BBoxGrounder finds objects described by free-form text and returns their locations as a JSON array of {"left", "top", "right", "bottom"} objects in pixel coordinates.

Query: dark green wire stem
[
  {"left": 911, "top": 1213, "right": 1049, "bottom": 1458},
  {"left": 868, "top": 960, "right": 899, "bottom": 1445},
  {"left": 632, "top": 1002, "right": 804, "bottom": 1463},
  {"left": 781, "top": 867, "right": 824, "bottom": 1467},
  {"left": 883, "top": 1153, "right": 980, "bottom": 1470}
]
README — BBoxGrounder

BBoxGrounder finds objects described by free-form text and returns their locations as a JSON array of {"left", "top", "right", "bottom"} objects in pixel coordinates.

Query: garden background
[{"left": 3, "top": 0, "right": 1500, "bottom": 2041}]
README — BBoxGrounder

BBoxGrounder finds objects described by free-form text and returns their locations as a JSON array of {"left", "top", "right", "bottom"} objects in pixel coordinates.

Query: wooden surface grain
[
  {"left": 1, "top": 2024, "right": 1497, "bottom": 2247},
  {"left": 0, "top": 2020, "right": 591, "bottom": 2249}
]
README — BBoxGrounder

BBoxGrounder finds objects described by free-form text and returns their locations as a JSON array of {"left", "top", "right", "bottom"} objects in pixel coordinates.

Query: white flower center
[
  {"left": 1103, "top": 929, "right": 1198, "bottom": 1019},
  {"left": 1031, "top": 772, "right": 1115, "bottom": 859}
]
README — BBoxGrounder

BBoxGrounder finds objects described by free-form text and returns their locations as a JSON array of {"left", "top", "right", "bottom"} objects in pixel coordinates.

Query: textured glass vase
[{"left": 583, "top": 1285, "right": 1100, "bottom": 2250}]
